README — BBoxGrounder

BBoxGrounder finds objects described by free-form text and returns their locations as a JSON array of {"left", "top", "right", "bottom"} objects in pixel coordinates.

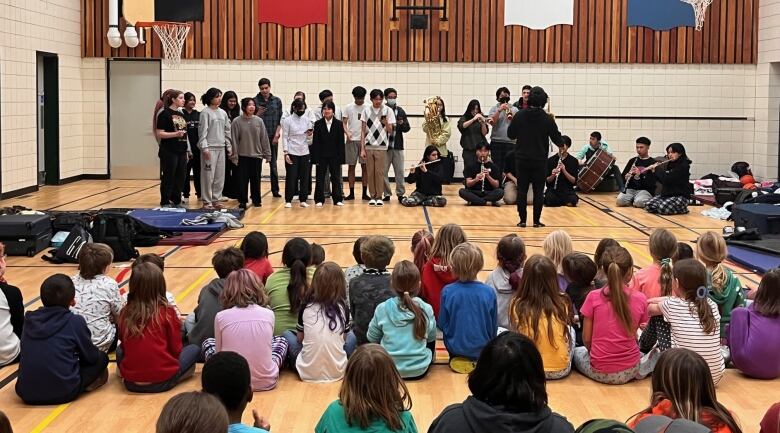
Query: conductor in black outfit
[{"left": 506, "top": 86, "right": 564, "bottom": 228}]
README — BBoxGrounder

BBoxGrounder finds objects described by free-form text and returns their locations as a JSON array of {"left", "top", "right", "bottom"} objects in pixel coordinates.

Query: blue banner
[{"left": 627, "top": 0, "right": 696, "bottom": 30}]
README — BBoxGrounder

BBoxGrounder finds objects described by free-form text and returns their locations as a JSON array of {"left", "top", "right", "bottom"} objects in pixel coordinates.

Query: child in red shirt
[
  {"left": 421, "top": 224, "right": 466, "bottom": 318},
  {"left": 241, "top": 231, "right": 273, "bottom": 284}
]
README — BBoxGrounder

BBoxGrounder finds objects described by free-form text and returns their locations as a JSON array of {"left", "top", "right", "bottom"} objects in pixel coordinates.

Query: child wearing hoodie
[
  {"left": 15, "top": 274, "right": 109, "bottom": 405},
  {"left": 428, "top": 332, "right": 575, "bottom": 433},
  {"left": 186, "top": 247, "right": 245, "bottom": 347},
  {"left": 349, "top": 236, "right": 396, "bottom": 345},
  {"left": 368, "top": 260, "right": 437, "bottom": 380},
  {"left": 485, "top": 234, "right": 526, "bottom": 330},
  {"left": 696, "top": 231, "right": 746, "bottom": 341}
]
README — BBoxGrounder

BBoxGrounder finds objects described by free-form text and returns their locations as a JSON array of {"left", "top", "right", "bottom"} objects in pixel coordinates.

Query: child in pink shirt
[
  {"left": 635, "top": 229, "right": 678, "bottom": 355},
  {"left": 201, "top": 269, "right": 288, "bottom": 391},
  {"left": 241, "top": 232, "right": 274, "bottom": 284},
  {"left": 573, "top": 246, "right": 648, "bottom": 384}
]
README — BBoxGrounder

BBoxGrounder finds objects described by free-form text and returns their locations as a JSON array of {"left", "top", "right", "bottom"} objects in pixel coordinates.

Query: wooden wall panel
[{"left": 83, "top": 0, "right": 759, "bottom": 64}]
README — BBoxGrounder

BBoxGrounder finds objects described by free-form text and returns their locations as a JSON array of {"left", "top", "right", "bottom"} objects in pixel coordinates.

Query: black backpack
[
  {"left": 42, "top": 225, "right": 92, "bottom": 264},
  {"left": 90, "top": 212, "right": 139, "bottom": 262}
]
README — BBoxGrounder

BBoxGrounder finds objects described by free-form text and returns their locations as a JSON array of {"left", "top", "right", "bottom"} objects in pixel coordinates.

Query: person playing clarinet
[
  {"left": 458, "top": 143, "right": 504, "bottom": 206},
  {"left": 401, "top": 145, "right": 446, "bottom": 207},
  {"left": 544, "top": 136, "right": 579, "bottom": 207}
]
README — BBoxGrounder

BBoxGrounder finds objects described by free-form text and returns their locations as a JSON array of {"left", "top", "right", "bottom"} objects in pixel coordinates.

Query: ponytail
[
  {"left": 400, "top": 291, "right": 428, "bottom": 341},
  {"left": 287, "top": 258, "right": 309, "bottom": 314},
  {"left": 602, "top": 247, "right": 635, "bottom": 336},
  {"left": 674, "top": 259, "right": 718, "bottom": 335},
  {"left": 413, "top": 235, "right": 432, "bottom": 275},
  {"left": 694, "top": 295, "right": 718, "bottom": 335},
  {"left": 709, "top": 263, "right": 727, "bottom": 293},
  {"left": 659, "top": 258, "right": 674, "bottom": 296},
  {"left": 391, "top": 260, "right": 427, "bottom": 341}
]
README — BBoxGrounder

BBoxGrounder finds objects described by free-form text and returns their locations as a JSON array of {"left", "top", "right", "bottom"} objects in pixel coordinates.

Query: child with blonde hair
[
  {"left": 543, "top": 230, "right": 573, "bottom": 291},
  {"left": 696, "top": 231, "right": 746, "bottom": 340},
  {"left": 634, "top": 229, "right": 677, "bottom": 355},
  {"left": 485, "top": 234, "right": 526, "bottom": 329},
  {"left": 421, "top": 223, "right": 467, "bottom": 318}
]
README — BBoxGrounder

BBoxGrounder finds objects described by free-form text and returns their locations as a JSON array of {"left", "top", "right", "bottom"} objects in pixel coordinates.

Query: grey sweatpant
[
  {"left": 383, "top": 149, "right": 406, "bottom": 197},
  {"left": 201, "top": 147, "right": 226, "bottom": 204}
]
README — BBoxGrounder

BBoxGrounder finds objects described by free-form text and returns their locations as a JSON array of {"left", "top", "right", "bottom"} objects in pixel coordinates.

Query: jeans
[
  {"left": 238, "top": 156, "right": 263, "bottom": 206},
  {"left": 119, "top": 344, "right": 200, "bottom": 393},
  {"left": 159, "top": 147, "right": 188, "bottom": 206},
  {"left": 285, "top": 154, "right": 312, "bottom": 203}
]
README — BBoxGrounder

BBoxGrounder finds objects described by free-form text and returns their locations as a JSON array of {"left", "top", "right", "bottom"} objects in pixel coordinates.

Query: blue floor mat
[
  {"left": 727, "top": 245, "right": 780, "bottom": 274},
  {"left": 128, "top": 209, "right": 230, "bottom": 232}
]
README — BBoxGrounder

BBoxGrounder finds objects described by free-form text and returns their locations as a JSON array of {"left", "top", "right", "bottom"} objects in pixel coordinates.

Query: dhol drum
[{"left": 576, "top": 149, "right": 616, "bottom": 193}]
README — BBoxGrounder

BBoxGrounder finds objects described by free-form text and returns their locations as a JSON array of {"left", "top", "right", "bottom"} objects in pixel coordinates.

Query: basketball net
[
  {"left": 151, "top": 22, "right": 190, "bottom": 68},
  {"left": 681, "top": 0, "right": 713, "bottom": 31}
]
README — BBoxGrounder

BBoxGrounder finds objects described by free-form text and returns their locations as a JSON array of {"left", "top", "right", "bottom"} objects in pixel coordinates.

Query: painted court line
[{"left": 30, "top": 403, "right": 71, "bottom": 433}]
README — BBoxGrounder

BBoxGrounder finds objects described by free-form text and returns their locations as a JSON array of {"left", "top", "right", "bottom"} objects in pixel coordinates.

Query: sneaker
[
  {"left": 376, "top": 200, "right": 384, "bottom": 207},
  {"left": 369, "top": 199, "right": 377, "bottom": 206},
  {"left": 449, "top": 357, "right": 476, "bottom": 374},
  {"left": 316, "top": 202, "right": 323, "bottom": 208},
  {"left": 217, "top": 197, "right": 230, "bottom": 202},
  {"left": 382, "top": 196, "right": 391, "bottom": 202},
  {"left": 252, "top": 202, "right": 262, "bottom": 207},
  {"left": 272, "top": 192, "right": 282, "bottom": 198},
  {"left": 335, "top": 202, "right": 344, "bottom": 206},
  {"left": 181, "top": 197, "right": 189, "bottom": 204},
  {"left": 398, "top": 196, "right": 405, "bottom": 203},
  {"left": 300, "top": 202, "right": 309, "bottom": 208},
  {"left": 284, "top": 202, "right": 292, "bottom": 208}
]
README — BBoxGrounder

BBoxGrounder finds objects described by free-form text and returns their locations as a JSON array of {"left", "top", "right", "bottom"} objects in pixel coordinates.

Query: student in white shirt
[
  {"left": 343, "top": 86, "right": 369, "bottom": 201},
  {"left": 282, "top": 99, "right": 314, "bottom": 208}
]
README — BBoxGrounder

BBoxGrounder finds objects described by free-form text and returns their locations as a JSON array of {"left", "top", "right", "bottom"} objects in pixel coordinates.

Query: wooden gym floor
[{"left": 0, "top": 179, "right": 776, "bottom": 432}]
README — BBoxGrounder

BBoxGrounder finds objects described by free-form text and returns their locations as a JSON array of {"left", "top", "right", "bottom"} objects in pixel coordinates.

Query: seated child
[
  {"left": 202, "top": 351, "right": 272, "bottom": 433},
  {"left": 676, "top": 242, "right": 694, "bottom": 262},
  {"left": 311, "top": 243, "right": 326, "bottom": 266},
  {"left": 187, "top": 247, "right": 245, "bottom": 346},
  {"left": 349, "top": 236, "right": 396, "bottom": 345},
  {"left": 421, "top": 224, "right": 467, "bottom": 319},
  {"left": 593, "top": 238, "right": 620, "bottom": 289},
  {"left": 440, "top": 242, "right": 498, "bottom": 373},
  {"left": 132, "top": 253, "right": 181, "bottom": 317},
  {"left": 730, "top": 268, "right": 780, "bottom": 379},
  {"left": 265, "top": 238, "right": 315, "bottom": 336},
  {"left": 315, "top": 344, "right": 418, "bottom": 433},
  {"left": 633, "top": 229, "right": 676, "bottom": 355},
  {"left": 411, "top": 229, "right": 434, "bottom": 275},
  {"left": 368, "top": 260, "right": 437, "bottom": 380},
  {"left": 118, "top": 263, "right": 200, "bottom": 393},
  {"left": 0, "top": 243, "right": 23, "bottom": 367},
  {"left": 71, "top": 243, "right": 125, "bottom": 352},
  {"left": 202, "top": 269, "right": 288, "bottom": 391},
  {"left": 241, "top": 231, "right": 273, "bottom": 284},
  {"left": 544, "top": 136, "right": 579, "bottom": 207},
  {"left": 345, "top": 236, "right": 369, "bottom": 287},
  {"left": 156, "top": 391, "right": 229, "bottom": 433},
  {"left": 543, "top": 230, "right": 573, "bottom": 291},
  {"left": 16, "top": 274, "right": 109, "bottom": 404},
  {"left": 485, "top": 234, "right": 526, "bottom": 330},
  {"left": 561, "top": 252, "right": 597, "bottom": 346},
  {"left": 696, "top": 231, "right": 746, "bottom": 342}
]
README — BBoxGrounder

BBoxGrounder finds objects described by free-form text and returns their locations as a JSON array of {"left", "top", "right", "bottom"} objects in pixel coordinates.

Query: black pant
[
  {"left": 315, "top": 158, "right": 343, "bottom": 203},
  {"left": 285, "top": 154, "right": 311, "bottom": 202},
  {"left": 269, "top": 144, "right": 280, "bottom": 195},
  {"left": 461, "top": 150, "right": 477, "bottom": 178},
  {"left": 182, "top": 150, "right": 201, "bottom": 198},
  {"left": 516, "top": 160, "right": 546, "bottom": 224},
  {"left": 442, "top": 153, "right": 455, "bottom": 184},
  {"left": 238, "top": 156, "right": 263, "bottom": 206},
  {"left": 490, "top": 140, "right": 512, "bottom": 175},
  {"left": 79, "top": 351, "right": 109, "bottom": 394},
  {"left": 223, "top": 158, "right": 239, "bottom": 199},
  {"left": 159, "top": 147, "right": 188, "bottom": 206},
  {"left": 544, "top": 188, "right": 579, "bottom": 207},
  {"left": 458, "top": 188, "right": 504, "bottom": 205}
]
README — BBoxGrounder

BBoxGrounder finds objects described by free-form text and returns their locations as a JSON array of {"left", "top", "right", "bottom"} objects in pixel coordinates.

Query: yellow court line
[
  {"left": 567, "top": 206, "right": 598, "bottom": 227},
  {"left": 623, "top": 241, "right": 654, "bottom": 264},
  {"left": 260, "top": 202, "right": 285, "bottom": 224},
  {"left": 29, "top": 403, "right": 71, "bottom": 433}
]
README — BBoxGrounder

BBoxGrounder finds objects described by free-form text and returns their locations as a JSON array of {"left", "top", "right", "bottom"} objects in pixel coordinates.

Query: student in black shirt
[
  {"left": 311, "top": 101, "right": 346, "bottom": 206},
  {"left": 156, "top": 90, "right": 191, "bottom": 208},
  {"left": 644, "top": 142, "right": 693, "bottom": 215},
  {"left": 458, "top": 143, "right": 504, "bottom": 206},
  {"left": 402, "top": 145, "right": 446, "bottom": 207},
  {"left": 616, "top": 136, "right": 657, "bottom": 208},
  {"left": 181, "top": 92, "right": 201, "bottom": 202},
  {"left": 544, "top": 136, "right": 579, "bottom": 207}
]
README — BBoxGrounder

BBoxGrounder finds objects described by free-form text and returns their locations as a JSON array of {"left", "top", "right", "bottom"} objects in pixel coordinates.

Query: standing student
[
  {"left": 282, "top": 99, "right": 314, "bottom": 208},
  {"left": 421, "top": 223, "right": 467, "bottom": 319},
  {"left": 440, "top": 243, "right": 498, "bottom": 373},
  {"left": 513, "top": 84, "right": 532, "bottom": 110},
  {"left": 458, "top": 142, "right": 503, "bottom": 206},
  {"left": 510, "top": 255, "right": 574, "bottom": 379},
  {"left": 71, "top": 243, "right": 125, "bottom": 352},
  {"left": 283, "top": 262, "right": 355, "bottom": 383},
  {"left": 617, "top": 137, "right": 656, "bottom": 208},
  {"left": 182, "top": 92, "right": 201, "bottom": 202},
  {"left": 367, "top": 261, "right": 437, "bottom": 380},
  {"left": 201, "top": 269, "right": 288, "bottom": 391},
  {"left": 628, "top": 349, "right": 743, "bottom": 433},
  {"left": 487, "top": 87, "right": 520, "bottom": 172},
  {"left": 729, "top": 268, "right": 780, "bottom": 379},
  {"left": 313, "top": 90, "right": 343, "bottom": 199},
  {"left": 0, "top": 245, "right": 22, "bottom": 367},
  {"left": 265, "top": 238, "right": 315, "bottom": 336},
  {"left": 315, "top": 344, "right": 418, "bottom": 433},
  {"left": 220, "top": 91, "right": 241, "bottom": 200},
  {"left": 485, "top": 234, "right": 527, "bottom": 330},
  {"left": 545, "top": 136, "right": 579, "bottom": 207},
  {"left": 156, "top": 392, "right": 229, "bottom": 433},
  {"left": 360, "top": 89, "right": 395, "bottom": 206},
  {"left": 312, "top": 101, "right": 346, "bottom": 207},
  {"left": 15, "top": 274, "right": 109, "bottom": 404},
  {"left": 153, "top": 89, "right": 175, "bottom": 144},
  {"left": 645, "top": 143, "right": 694, "bottom": 215},
  {"left": 457, "top": 100, "right": 489, "bottom": 179},
  {"left": 232, "top": 98, "right": 272, "bottom": 210},
  {"left": 383, "top": 88, "right": 411, "bottom": 203},
  {"left": 507, "top": 86, "right": 564, "bottom": 228},
  {"left": 349, "top": 236, "right": 396, "bottom": 345},
  {"left": 428, "top": 332, "right": 576, "bottom": 433},
  {"left": 118, "top": 263, "right": 200, "bottom": 393},
  {"left": 343, "top": 86, "right": 369, "bottom": 201},
  {"left": 645, "top": 259, "right": 725, "bottom": 384},
  {"left": 696, "top": 231, "right": 746, "bottom": 340},
  {"left": 156, "top": 90, "right": 191, "bottom": 208},
  {"left": 562, "top": 253, "right": 597, "bottom": 346},
  {"left": 241, "top": 231, "right": 273, "bottom": 284},
  {"left": 573, "top": 247, "right": 648, "bottom": 384},
  {"left": 422, "top": 97, "right": 453, "bottom": 183},
  {"left": 254, "top": 78, "right": 284, "bottom": 198},
  {"left": 543, "top": 230, "right": 573, "bottom": 292},
  {"left": 199, "top": 88, "right": 233, "bottom": 210},
  {"left": 401, "top": 145, "right": 446, "bottom": 207}
]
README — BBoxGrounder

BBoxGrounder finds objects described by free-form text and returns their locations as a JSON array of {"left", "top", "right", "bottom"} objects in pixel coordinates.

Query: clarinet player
[
  {"left": 544, "top": 136, "right": 579, "bottom": 207},
  {"left": 458, "top": 142, "right": 504, "bottom": 206}
]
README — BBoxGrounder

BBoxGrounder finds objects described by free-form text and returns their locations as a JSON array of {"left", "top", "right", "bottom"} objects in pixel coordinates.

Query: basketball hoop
[
  {"left": 138, "top": 21, "right": 191, "bottom": 68},
  {"left": 681, "top": 0, "right": 713, "bottom": 31}
]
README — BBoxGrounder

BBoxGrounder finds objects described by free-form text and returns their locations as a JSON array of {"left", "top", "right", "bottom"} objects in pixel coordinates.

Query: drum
[{"left": 576, "top": 149, "right": 616, "bottom": 193}]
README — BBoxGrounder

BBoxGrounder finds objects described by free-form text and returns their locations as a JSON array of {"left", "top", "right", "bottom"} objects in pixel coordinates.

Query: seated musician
[
  {"left": 616, "top": 136, "right": 656, "bottom": 208},
  {"left": 544, "top": 136, "right": 579, "bottom": 207},
  {"left": 645, "top": 142, "right": 693, "bottom": 215},
  {"left": 458, "top": 142, "right": 504, "bottom": 206},
  {"left": 502, "top": 150, "right": 518, "bottom": 205},
  {"left": 402, "top": 145, "right": 447, "bottom": 207},
  {"left": 575, "top": 131, "right": 624, "bottom": 192}
]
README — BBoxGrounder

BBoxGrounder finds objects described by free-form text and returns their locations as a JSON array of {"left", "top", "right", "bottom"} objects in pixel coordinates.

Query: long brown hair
[
  {"left": 411, "top": 230, "right": 434, "bottom": 275},
  {"left": 633, "top": 349, "right": 743, "bottom": 433},
  {"left": 509, "top": 255, "right": 570, "bottom": 348},
  {"left": 594, "top": 238, "right": 620, "bottom": 283},
  {"left": 339, "top": 344, "right": 412, "bottom": 430},
  {"left": 121, "top": 262, "right": 169, "bottom": 338},
  {"left": 309, "top": 262, "right": 349, "bottom": 332},
  {"left": 391, "top": 261, "right": 428, "bottom": 341},
  {"left": 755, "top": 268, "right": 780, "bottom": 317},
  {"left": 601, "top": 246, "right": 635, "bottom": 335},
  {"left": 428, "top": 223, "right": 467, "bottom": 266},
  {"left": 219, "top": 269, "right": 268, "bottom": 308},
  {"left": 496, "top": 234, "right": 527, "bottom": 274},
  {"left": 282, "top": 238, "right": 311, "bottom": 314},
  {"left": 673, "top": 259, "right": 718, "bottom": 334},
  {"left": 649, "top": 229, "right": 678, "bottom": 296},
  {"left": 696, "top": 231, "right": 729, "bottom": 293},
  {"left": 156, "top": 392, "right": 229, "bottom": 433}
]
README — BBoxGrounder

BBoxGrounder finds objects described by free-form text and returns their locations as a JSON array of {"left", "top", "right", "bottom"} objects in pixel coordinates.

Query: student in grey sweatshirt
[
  {"left": 484, "top": 234, "right": 526, "bottom": 329},
  {"left": 231, "top": 98, "right": 272, "bottom": 210},
  {"left": 198, "top": 88, "right": 233, "bottom": 210}
]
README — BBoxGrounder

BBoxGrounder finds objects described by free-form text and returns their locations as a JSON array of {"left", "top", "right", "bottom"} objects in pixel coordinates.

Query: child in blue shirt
[{"left": 439, "top": 242, "right": 498, "bottom": 373}]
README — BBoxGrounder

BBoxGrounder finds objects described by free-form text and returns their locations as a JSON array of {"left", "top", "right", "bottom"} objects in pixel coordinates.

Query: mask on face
[
  {"left": 386, "top": 98, "right": 397, "bottom": 107},
  {"left": 295, "top": 110, "right": 306, "bottom": 117},
  {"left": 499, "top": 96, "right": 510, "bottom": 104}
]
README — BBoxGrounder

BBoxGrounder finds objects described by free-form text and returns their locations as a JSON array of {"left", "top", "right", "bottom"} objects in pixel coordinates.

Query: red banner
[{"left": 256, "top": 0, "right": 328, "bottom": 27}]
